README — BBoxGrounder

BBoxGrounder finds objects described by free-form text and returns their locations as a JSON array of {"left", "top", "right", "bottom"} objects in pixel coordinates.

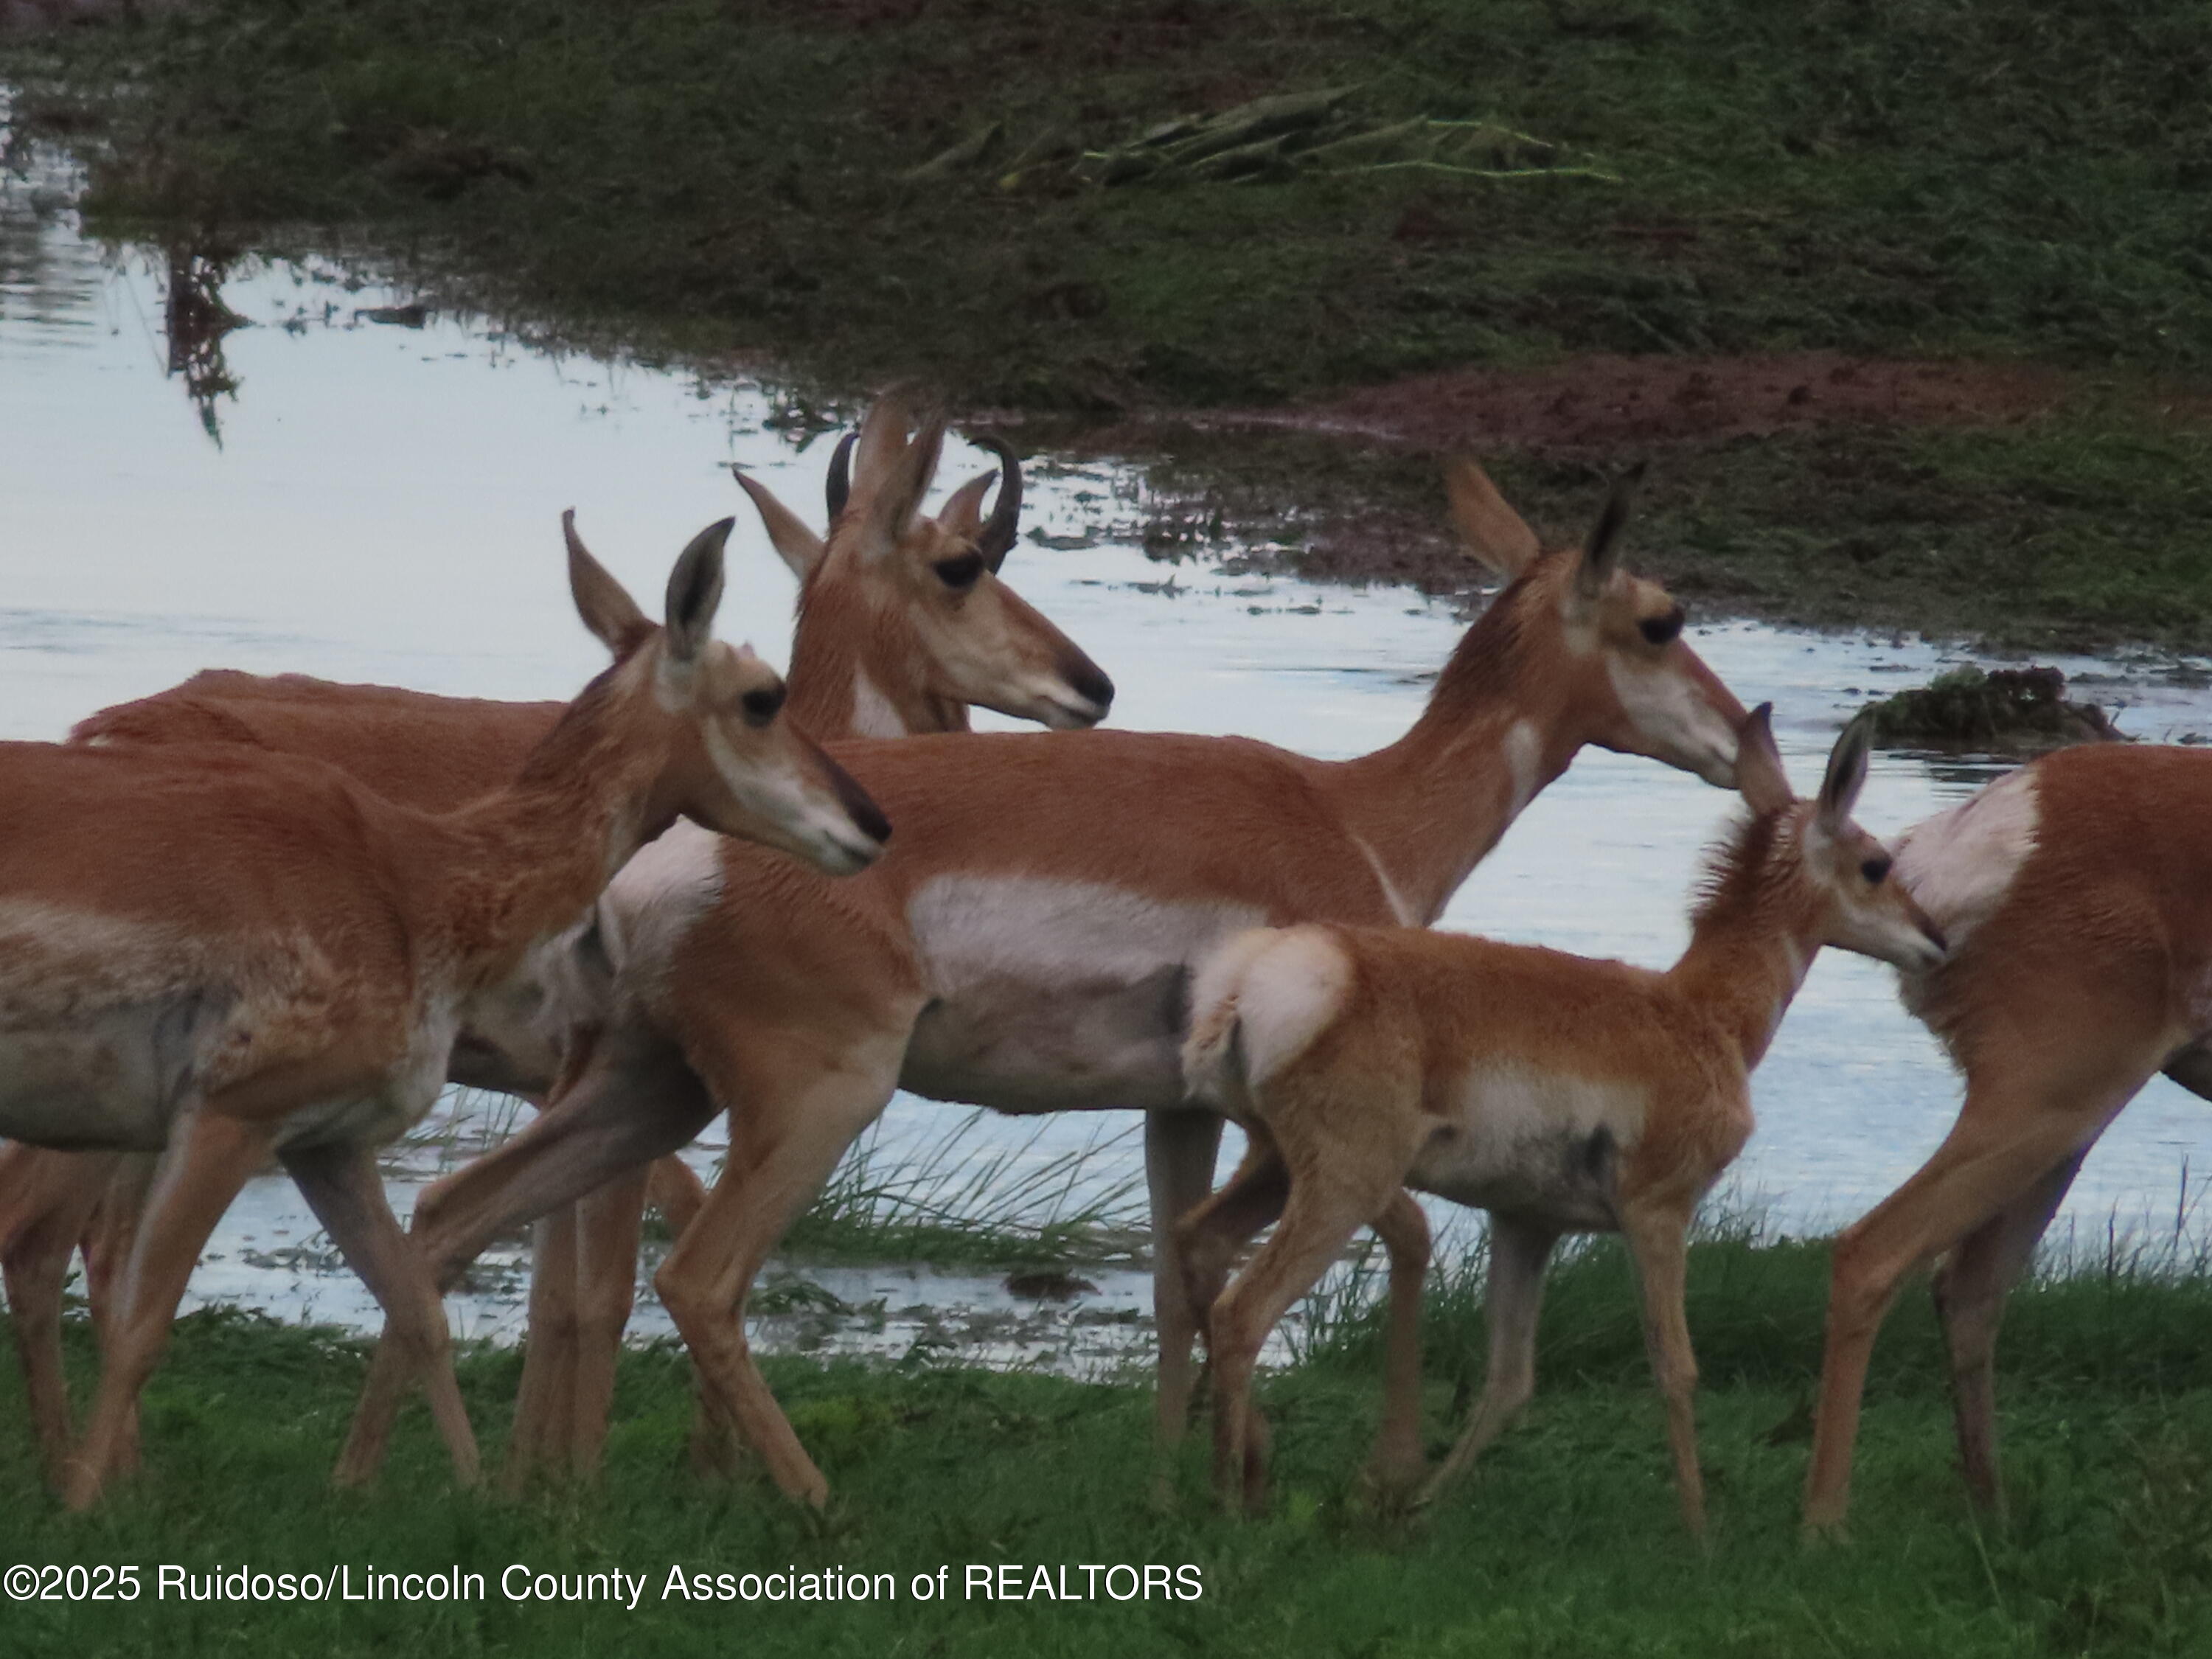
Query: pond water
[{"left": 8, "top": 123, "right": 2212, "bottom": 1374}]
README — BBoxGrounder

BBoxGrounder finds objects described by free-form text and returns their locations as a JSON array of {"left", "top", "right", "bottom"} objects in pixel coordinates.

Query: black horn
[
  {"left": 824, "top": 431, "right": 858, "bottom": 522},
  {"left": 972, "top": 434, "right": 1023, "bottom": 572}
]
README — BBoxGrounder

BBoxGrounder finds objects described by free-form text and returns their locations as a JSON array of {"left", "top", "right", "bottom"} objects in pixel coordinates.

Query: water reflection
[{"left": 162, "top": 244, "right": 245, "bottom": 443}]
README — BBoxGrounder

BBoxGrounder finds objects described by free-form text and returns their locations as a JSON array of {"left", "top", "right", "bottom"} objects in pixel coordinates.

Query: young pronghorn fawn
[
  {"left": 0, "top": 399, "right": 1106, "bottom": 1491},
  {"left": 1803, "top": 742, "right": 2212, "bottom": 1532},
  {"left": 337, "top": 460, "right": 1751, "bottom": 1505},
  {"left": 0, "top": 514, "right": 892, "bottom": 1508},
  {"left": 1175, "top": 707, "right": 1946, "bottom": 1531}
]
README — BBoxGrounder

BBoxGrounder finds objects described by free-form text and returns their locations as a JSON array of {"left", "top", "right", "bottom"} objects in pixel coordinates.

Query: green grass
[
  {"left": 773, "top": 1110, "right": 1149, "bottom": 1269},
  {"left": 10, "top": 1234, "right": 2212, "bottom": 1655}
]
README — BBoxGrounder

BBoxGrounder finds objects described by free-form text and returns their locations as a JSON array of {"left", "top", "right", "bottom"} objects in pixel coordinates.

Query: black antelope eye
[
  {"left": 740, "top": 684, "right": 787, "bottom": 724},
  {"left": 932, "top": 552, "right": 985, "bottom": 591},
  {"left": 1638, "top": 608, "right": 1685, "bottom": 647},
  {"left": 1861, "top": 856, "right": 1891, "bottom": 886}
]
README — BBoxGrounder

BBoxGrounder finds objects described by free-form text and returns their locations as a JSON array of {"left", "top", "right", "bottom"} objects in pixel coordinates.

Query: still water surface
[{"left": 7, "top": 131, "right": 2212, "bottom": 1369}]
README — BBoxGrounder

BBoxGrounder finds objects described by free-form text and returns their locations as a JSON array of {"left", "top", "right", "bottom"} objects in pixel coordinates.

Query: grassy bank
[
  {"left": 7, "top": 1, "right": 2212, "bottom": 648},
  {"left": 9, "top": 1235, "right": 2212, "bottom": 1656},
  {"left": 9, "top": 0, "right": 2212, "bottom": 406},
  {"left": 1113, "top": 408, "right": 2212, "bottom": 652}
]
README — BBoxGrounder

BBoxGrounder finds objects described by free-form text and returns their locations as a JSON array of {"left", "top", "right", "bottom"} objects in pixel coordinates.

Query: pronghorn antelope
[
  {"left": 1175, "top": 707, "right": 1946, "bottom": 1530},
  {"left": 0, "top": 514, "right": 892, "bottom": 1508},
  {"left": 0, "top": 398, "right": 1107, "bottom": 1490},
  {"left": 511, "top": 406, "right": 1109, "bottom": 1482},
  {"left": 1804, "top": 742, "right": 2212, "bottom": 1531},
  {"left": 341, "top": 459, "right": 1751, "bottom": 1503}
]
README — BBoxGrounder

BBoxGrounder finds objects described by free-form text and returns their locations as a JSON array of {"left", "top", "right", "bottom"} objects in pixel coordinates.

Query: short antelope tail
[{"left": 1181, "top": 928, "right": 1283, "bottom": 1109}]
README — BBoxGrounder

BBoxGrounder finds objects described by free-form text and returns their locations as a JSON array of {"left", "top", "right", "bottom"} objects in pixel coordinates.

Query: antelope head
[
  {"left": 564, "top": 511, "right": 891, "bottom": 875},
  {"left": 737, "top": 395, "right": 1114, "bottom": 735},
  {"left": 1446, "top": 459, "right": 1745, "bottom": 788},
  {"left": 1732, "top": 704, "right": 1947, "bottom": 972}
]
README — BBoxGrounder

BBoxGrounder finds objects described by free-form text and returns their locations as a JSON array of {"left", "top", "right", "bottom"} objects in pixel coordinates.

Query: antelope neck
[
  {"left": 1667, "top": 905, "right": 1818, "bottom": 1072},
  {"left": 425, "top": 669, "right": 676, "bottom": 985},
  {"left": 1325, "top": 642, "right": 1584, "bottom": 927}
]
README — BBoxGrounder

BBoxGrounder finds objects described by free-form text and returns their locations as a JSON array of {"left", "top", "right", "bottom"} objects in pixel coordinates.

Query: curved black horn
[
  {"left": 824, "top": 431, "right": 858, "bottom": 522},
  {"left": 972, "top": 434, "right": 1023, "bottom": 572}
]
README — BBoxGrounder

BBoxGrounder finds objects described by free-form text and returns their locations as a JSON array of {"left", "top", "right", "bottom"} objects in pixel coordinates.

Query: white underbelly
[
  {"left": 900, "top": 875, "right": 1267, "bottom": 1113},
  {"left": 0, "top": 995, "right": 226, "bottom": 1151},
  {"left": 1409, "top": 1065, "right": 1641, "bottom": 1232}
]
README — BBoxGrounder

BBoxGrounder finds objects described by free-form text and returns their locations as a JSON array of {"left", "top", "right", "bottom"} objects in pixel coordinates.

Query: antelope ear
[
  {"left": 731, "top": 467, "right": 827, "bottom": 583},
  {"left": 1818, "top": 711, "right": 1874, "bottom": 833},
  {"left": 565, "top": 510, "right": 652, "bottom": 655},
  {"left": 933, "top": 472, "right": 996, "bottom": 543},
  {"left": 849, "top": 388, "right": 919, "bottom": 507},
  {"left": 664, "top": 518, "right": 734, "bottom": 665},
  {"left": 1736, "top": 703, "right": 1795, "bottom": 816},
  {"left": 856, "top": 409, "right": 946, "bottom": 562},
  {"left": 1574, "top": 462, "right": 1645, "bottom": 602},
  {"left": 1443, "top": 457, "right": 1540, "bottom": 580}
]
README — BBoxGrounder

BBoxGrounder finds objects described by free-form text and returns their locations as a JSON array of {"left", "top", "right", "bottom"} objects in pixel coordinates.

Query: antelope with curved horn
[
  {"left": 510, "top": 403, "right": 1107, "bottom": 1483},
  {"left": 339, "top": 459, "right": 1751, "bottom": 1503},
  {"left": 1803, "top": 742, "right": 2212, "bottom": 1531},
  {"left": 1175, "top": 708, "right": 1944, "bottom": 1529},
  {"left": 0, "top": 512, "right": 890, "bottom": 1508},
  {"left": 0, "top": 397, "right": 1107, "bottom": 1490}
]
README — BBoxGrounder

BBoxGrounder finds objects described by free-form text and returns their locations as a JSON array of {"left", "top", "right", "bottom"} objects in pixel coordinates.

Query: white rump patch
[
  {"left": 1216, "top": 927, "right": 1354, "bottom": 1090},
  {"left": 1894, "top": 768, "right": 2040, "bottom": 947},
  {"left": 594, "top": 820, "right": 726, "bottom": 987}
]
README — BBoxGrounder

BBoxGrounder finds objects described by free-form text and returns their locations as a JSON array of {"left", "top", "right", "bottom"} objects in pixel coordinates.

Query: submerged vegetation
[{"left": 11, "top": 1231, "right": 2212, "bottom": 1655}]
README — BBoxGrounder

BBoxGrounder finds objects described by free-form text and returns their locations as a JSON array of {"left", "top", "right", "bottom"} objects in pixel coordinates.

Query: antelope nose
[
  {"left": 1067, "top": 657, "right": 1116, "bottom": 718},
  {"left": 828, "top": 758, "right": 892, "bottom": 846}
]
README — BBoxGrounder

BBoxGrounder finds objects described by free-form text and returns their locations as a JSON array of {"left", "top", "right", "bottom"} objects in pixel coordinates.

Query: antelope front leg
[
  {"left": 342, "top": 1029, "right": 717, "bottom": 1482},
  {"left": 0, "top": 1146, "right": 119, "bottom": 1487},
  {"left": 1421, "top": 1212, "right": 1557, "bottom": 1507},
  {"left": 503, "top": 1206, "right": 581, "bottom": 1495},
  {"left": 565, "top": 1165, "right": 652, "bottom": 1478},
  {"left": 1621, "top": 1203, "right": 1705, "bottom": 1538},
  {"left": 545, "top": 1155, "right": 699, "bottom": 1475},
  {"left": 283, "top": 1139, "right": 480, "bottom": 1491},
  {"left": 1364, "top": 1189, "right": 1431, "bottom": 1498},
  {"left": 1931, "top": 1149, "right": 2085, "bottom": 1520},
  {"left": 655, "top": 1033, "right": 905, "bottom": 1507},
  {"left": 66, "top": 1111, "right": 268, "bottom": 1510},
  {"left": 1147, "top": 1107, "right": 1225, "bottom": 1448}
]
